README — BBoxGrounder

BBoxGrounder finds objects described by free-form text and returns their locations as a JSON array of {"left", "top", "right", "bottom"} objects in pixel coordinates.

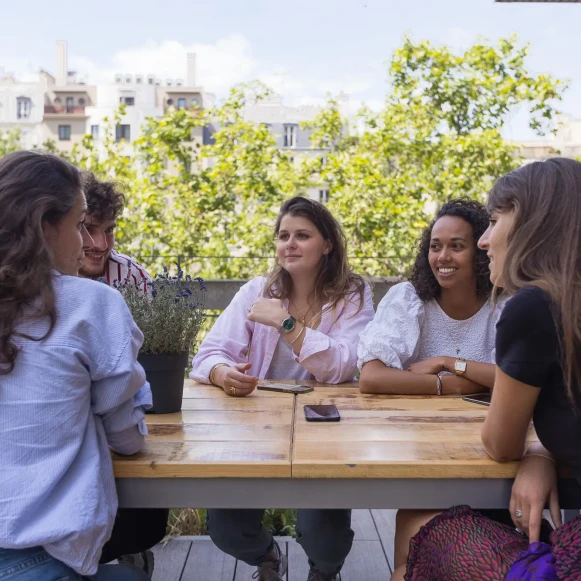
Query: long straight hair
[
  {"left": 0, "top": 151, "right": 82, "bottom": 374},
  {"left": 264, "top": 196, "right": 366, "bottom": 318},
  {"left": 488, "top": 158, "right": 581, "bottom": 401}
]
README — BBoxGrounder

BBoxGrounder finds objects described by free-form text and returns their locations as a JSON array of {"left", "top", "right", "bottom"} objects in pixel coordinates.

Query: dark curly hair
[
  {"left": 410, "top": 197, "right": 492, "bottom": 302},
  {"left": 82, "top": 172, "right": 125, "bottom": 222}
]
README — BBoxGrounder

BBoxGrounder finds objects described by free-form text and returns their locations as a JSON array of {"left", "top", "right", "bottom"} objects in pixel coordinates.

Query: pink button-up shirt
[{"left": 190, "top": 277, "right": 375, "bottom": 384}]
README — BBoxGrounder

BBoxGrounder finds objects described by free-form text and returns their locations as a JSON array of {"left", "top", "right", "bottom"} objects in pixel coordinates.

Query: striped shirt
[{"left": 102, "top": 250, "right": 152, "bottom": 294}]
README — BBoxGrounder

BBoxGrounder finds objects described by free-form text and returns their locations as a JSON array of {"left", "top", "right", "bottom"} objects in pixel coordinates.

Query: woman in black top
[{"left": 391, "top": 158, "right": 581, "bottom": 581}]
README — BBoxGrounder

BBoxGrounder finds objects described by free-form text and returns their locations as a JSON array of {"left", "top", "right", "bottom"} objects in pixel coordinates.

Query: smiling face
[
  {"left": 78, "top": 216, "right": 116, "bottom": 278},
  {"left": 428, "top": 215, "right": 477, "bottom": 291},
  {"left": 478, "top": 209, "right": 515, "bottom": 287},
  {"left": 43, "top": 192, "right": 91, "bottom": 276},
  {"left": 276, "top": 214, "right": 331, "bottom": 278}
]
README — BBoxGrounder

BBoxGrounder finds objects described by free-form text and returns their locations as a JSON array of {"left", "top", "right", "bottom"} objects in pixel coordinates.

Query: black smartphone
[
  {"left": 257, "top": 382, "right": 314, "bottom": 394},
  {"left": 304, "top": 404, "right": 341, "bottom": 422},
  {"left": 462, "top": 394, "right": 491, "bottom": 406}
]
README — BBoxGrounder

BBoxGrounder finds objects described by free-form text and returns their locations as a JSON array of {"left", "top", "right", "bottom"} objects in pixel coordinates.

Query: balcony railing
[{"left": 44, "top": 105, "right": 87, "bottom": 115}]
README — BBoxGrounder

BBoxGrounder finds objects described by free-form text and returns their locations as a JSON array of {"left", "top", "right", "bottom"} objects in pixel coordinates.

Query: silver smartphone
[
  {"left": 257, "top": 382, "right": 314, "bottom": 394},
  {"left": 462, "top": 394, "right": 491, "bottom": 406}
]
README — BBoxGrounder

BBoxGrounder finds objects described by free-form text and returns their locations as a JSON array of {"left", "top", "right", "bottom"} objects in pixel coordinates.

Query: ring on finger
[
  {"left": 230, "top": 386, "right": 237, "bottom": 396},
  {"left": 514, "top": 509, "right": 523, "bottom": 520}
]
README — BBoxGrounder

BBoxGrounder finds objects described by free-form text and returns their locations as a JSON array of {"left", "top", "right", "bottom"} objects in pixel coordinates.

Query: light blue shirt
[{"left": 0, "top": 274, "right": 152, "bottom": 575}]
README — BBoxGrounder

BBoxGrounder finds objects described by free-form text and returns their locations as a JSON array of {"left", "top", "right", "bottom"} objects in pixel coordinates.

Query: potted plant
[{"left": 115, "top": 266, "right": 206, "bottom": 413}]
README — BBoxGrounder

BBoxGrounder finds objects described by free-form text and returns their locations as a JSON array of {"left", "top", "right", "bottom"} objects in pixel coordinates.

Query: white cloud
[{"left": 2, "top": 35, "right": 383, "bottom": 112}]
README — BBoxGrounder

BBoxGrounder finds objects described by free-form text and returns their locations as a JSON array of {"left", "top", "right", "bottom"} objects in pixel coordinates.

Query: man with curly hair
[
  {"left": 80, "top": 172, "right": 151, "bottom": 292},
  {"left": 80, "top": 173, "right": 166, "bottom": 578}
]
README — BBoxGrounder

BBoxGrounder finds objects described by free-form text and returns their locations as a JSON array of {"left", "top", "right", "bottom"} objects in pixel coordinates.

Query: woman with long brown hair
[
  {"left": 391, "top": 158, "right": 581, "bottom": 581},
  {"left": 0, "top": 151, "right": 151, "bottom": 580},
  {"left": 191, "top": 195, "right": 374, "bottom": 581}
]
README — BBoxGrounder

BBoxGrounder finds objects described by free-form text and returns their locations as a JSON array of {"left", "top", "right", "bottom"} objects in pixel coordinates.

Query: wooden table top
[
  {"left": 113, "top": 380, "right": 536, "bottom": 480},
  {"left": 293, "top": 385, "right": 537, "bottom": 479},
  {"left": 113, "top": 381, "right": 294, "bottom": 478}
]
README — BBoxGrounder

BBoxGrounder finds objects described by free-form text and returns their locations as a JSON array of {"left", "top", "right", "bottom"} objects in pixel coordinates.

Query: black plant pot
[{"left": 138, "top": 351, "right": 189, "bottom": 414}]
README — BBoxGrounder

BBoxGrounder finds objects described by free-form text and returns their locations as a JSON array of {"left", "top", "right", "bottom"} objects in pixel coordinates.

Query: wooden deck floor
[{"left": 151, "top": 509, "right": 397, "bottom": 580}]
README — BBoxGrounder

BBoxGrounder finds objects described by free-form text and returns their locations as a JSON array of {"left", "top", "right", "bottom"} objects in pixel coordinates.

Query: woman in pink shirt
[{"left": 191, "top": 196, "right": 374, "bottom": 581}]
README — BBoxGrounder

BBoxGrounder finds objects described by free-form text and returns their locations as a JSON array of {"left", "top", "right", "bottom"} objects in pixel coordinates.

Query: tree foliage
[{"left": 7, "top": 36, "right": 567, "bottom": 278}]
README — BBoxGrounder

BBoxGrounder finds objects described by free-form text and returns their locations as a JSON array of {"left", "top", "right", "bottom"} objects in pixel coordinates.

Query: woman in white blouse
[
  {"left": 357, "top": 198, "right": 506, "bottom": 572},
  {"left": 358, "top": 198, "right": 502, "bottom": 396}
]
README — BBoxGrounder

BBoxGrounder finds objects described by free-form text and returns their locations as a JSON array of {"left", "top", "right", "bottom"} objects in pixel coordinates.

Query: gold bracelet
[
  {"left": 289, "top": 325, "right": 306, "bottom": 345},
  {"left": 523, "top": 452, "right": 556, "bottom": 464},
  {"left": 209, "top": 363, "right": 230, "bottom": 386}
]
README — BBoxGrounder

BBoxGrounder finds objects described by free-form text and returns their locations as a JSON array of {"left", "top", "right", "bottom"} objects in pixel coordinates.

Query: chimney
[
  {"left": 186, "top": 53, "right": 197, "bottom": 86},
  {"left": 56, "top": 40, "right": 67, "bottom": 86}
]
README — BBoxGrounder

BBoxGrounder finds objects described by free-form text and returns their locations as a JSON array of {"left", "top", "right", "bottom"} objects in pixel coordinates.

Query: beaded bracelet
[{"left": 436, "top": 373, "right": 443, "bottom": 396}]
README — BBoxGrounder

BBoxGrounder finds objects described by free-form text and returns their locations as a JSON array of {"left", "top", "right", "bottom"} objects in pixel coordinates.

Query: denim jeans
[
  {"left": 207, "top": 508, "right": 354, "bottom": 576},
  {"left": 0, "top": 547, "right": 149, "bottom": 581}
]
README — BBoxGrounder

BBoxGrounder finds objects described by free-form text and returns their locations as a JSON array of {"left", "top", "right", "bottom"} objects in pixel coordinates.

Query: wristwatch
[
  {"left": 278, "top": 315, "right": 297, "bottom": 335},
  {"left": 454, "top": 358, "right": 467, "bottom": 376}
]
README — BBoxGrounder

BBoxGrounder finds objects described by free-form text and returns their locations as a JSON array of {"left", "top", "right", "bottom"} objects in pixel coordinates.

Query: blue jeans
[
  {"left": 207, "top": 508, "right": 354, "bottom": 576},
  {"left": 0, "top": 547, "right": 149, "bottom": 581}
]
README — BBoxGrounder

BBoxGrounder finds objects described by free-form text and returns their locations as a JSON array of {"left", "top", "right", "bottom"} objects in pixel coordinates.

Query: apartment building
[
  {"left": 0, "top": 41, "right": 206, "bottom": 155},
  {"left": 243, "top": 92, "right": 349, "bottom": 202}
]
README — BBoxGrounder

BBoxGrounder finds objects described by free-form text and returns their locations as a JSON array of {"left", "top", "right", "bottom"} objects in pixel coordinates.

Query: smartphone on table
[
  {"left": 257, "top": 381, "right": 314, "bottom": 394},
  {"left": 304, "top": 404, "right": 341, "bottom": 422},
  {"left": 462, "top": 394, "right": 491, "bottom": 406}
]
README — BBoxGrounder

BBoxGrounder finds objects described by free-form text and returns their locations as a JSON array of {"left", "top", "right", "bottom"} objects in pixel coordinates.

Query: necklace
[
  {"left": 290, "top": 298, "right": 321, "bottom": 329},
  {"left": 436, "top": 300, "right": 483, "bottom": 356}
]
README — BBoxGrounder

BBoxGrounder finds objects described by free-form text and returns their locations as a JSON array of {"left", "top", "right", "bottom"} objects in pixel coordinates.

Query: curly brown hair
[
  {"left": 82, "top": 172, "right": 125, "bottom": 222},
  {"left": 0, "top": 151, "right": 83, "bottom": 375},
  {"left": 264, "top": 196, "right": 366, "bottom": 317},
  {"left": 410, "top": 198, "right": 493, "bottom": 302}
]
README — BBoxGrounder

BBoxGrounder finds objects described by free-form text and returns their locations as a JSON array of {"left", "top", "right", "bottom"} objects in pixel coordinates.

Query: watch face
[
  {"left": 281, "top": 316, "right": 296, "bottom": 333},
  {"left": 455, "top": 360, "right": 467, "bottom": 372}
]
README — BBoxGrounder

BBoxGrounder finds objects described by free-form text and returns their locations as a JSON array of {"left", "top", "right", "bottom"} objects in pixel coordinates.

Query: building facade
[
  {"left": 517, "top": 115, "right": 581, "bottom": 162},
  {"left": 0, "top": 41, "right": 207, "bottom": 156},
  {"left": 242, "top": 93, "right": 348, "bottom": 202}
]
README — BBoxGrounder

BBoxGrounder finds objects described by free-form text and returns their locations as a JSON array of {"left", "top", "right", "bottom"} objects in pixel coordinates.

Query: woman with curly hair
[{"left": 358, "top": 197, "right": 502, "bottom": 397}]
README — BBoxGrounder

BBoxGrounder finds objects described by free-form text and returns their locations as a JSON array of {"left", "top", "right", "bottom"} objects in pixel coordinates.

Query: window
[
  {"left": 58, "top": 125, "right": 71, "bottom": 141},
  {"left": 318, "top": 189, "right": 330, "bottom": 204},
  {"left": 120, "top": 96, "right": 135, "bottom": 106},
  {"left": 167, "top": 98, "right": 174, "bottom": 106},
  {"left": 16, "top": 96, "right": 32, "bottom": 119},
  {"left": 66, "top": 97, "right": 74, "bottom": 113},
  {"left": 191, "top": 97, "right": 200, "bottom": 107},
  {"left": 116, "top": 124, "right": 131, "bottom": 142},
  {"left": 283, "top": 124, "right": 298, "bottom": 148},
  {"left": 90, "top": 125, "right": 99, "bottom": 140},
  {"left": 78, "top": 97, "right": 86, "bottom": 106},
  {"left": 177, "top": 98, "right": 186, "bottom": 110}
]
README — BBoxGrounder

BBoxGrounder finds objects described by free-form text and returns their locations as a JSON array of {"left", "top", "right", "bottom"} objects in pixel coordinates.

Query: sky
[{"left": 1, "top": 0, "right": 580, "bottom": 140}]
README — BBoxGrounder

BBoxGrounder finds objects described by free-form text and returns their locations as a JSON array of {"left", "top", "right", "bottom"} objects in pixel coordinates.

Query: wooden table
[{"left": 115, "top": 380, "right": 579, "bottom": 510}]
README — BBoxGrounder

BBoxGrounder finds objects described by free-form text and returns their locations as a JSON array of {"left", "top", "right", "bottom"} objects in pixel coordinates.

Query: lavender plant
[{"left": 112, "top": 265, "right": 206, "bottom": 355}]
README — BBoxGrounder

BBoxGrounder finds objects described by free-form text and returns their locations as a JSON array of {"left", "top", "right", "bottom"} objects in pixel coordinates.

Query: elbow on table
[
  {"left": 481, "top": 431, "right": 523, "bottom": 463},
  {"left": 358, "top": 372, "right": 377, "bottom": 394}
]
